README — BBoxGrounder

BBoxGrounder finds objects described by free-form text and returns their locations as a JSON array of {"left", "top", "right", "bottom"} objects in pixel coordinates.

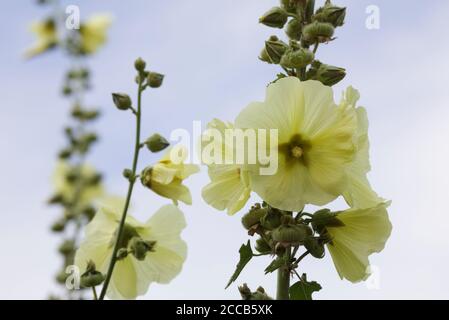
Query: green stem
[
  {"left": 276, "top": 248, "right": 291, "bottom": 300},
  {"left": 99, "top": 79, "right": 144, "bottom": 300},
  {"left": 92, "top": 286, "right": 98, "bottom": 300}
]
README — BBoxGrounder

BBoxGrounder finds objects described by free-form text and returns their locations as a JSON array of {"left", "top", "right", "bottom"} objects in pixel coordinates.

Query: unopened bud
[
  {"left": 80, "top": 262, "right": 105, "bottom": 288},
  {"left": 302, "top": 21, "right": 335, "bottom": 43},
  {"left": 122, "top": 168, "right": 134, "bottom": 180},
  {"left": 134, "top": 57, "right": 146, "bottom": 72},
  {"left": 51, "top": 218, "right": 66, "bottom": 232},
  {"left": 241, "top": 205, "right": 268, "bottom": 230},
  {"left": 140, "top": 166, "right": 153, "bottom": 189},
  {"left": 147, "top": 72, "right": 164, "bottom": 88},
  {"left": 285, "top": 18, "right": 302, "bottom": 41},
  {"left": 304, "top": 237, "right": 325, "bottom": 258},
  {"left": 313, "top": 2, "right": 346, "bottom": 27},
  {"left": 265, "top": 37, "right": 288, "bottom": 64},
  {"left": 259, "top": 7, "right": 288, "bottom": 29},
  {"left": 117, "top": 248, "right": 129, "bottom": 260},
  {"left": 112, "top": 93, "right": 132, "bottom": 110},
  {"left": 311, "top": 208, "right": 345, "bottom": 232},
  {"left": 145, "top": 133, "right": 170, "bottom": 152},
  {"left": 280, "top": 47, "right": 314, "bottom": 69},
  {"left": 307, "top": 61, "right": 346, "bottom": 86},
  {"left": 129, "top": 237, "right": 156, "bottom": 261},
  {"left": 255, "top": 237, "right": 272, "bottom": 254},
  {"left": 259, "top": 47, "right": 272, "bottom": 64},
  {"left": 272, "top": 224, "right": 312, "bottom": 246},
  {"left": 58, "top": 240, "right": 75, "bottom": 255}
]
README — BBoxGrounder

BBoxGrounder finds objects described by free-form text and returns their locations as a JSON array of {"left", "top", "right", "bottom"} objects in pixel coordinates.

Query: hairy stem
[{"left": 276, "top": 248, "right": 291, "bottom": 300}]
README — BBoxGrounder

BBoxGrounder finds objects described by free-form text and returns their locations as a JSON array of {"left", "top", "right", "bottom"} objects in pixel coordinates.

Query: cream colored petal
[
  {"left": 142, "top": 204, "right": 187, "bottom": 255},
  {"left": 132, "top": 245, "right": 186, "bottom": 286},
  {"left": 248, "top": 153, "right": 337, "bottom": 211},
  {"left": 236, "top": 79, "right": 307, "bottom": 143},
  {"left": 107, "top": 258, "right": 138, "bottom": 300},
  {"left": 151, "top": 180, "right": 192, "bottom": 205},
  {"left": 177, "top": 164, "right": 200, "bottom": 180},
  {"left": 202, "top": 165, "right": 250, "bottom": 215},
  {"left": 326, "top": 202, "right": 392, "bottom": 282},
  {"left": 151, "top": 164, "right": 178, "bottom": 184},
  {"left": 306, "top": 97, "right": 357, "bottom": 194},
  {"left": 74, "top": 208, "right": 116, "bottom": 273},
  {"left": 342, "top": 106, "right": 383, "bottom": 208}
]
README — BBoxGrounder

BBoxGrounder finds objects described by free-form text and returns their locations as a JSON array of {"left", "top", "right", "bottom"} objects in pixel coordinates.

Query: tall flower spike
[
  {"left": 235, "top": 77, "right": 357, "bottom": 211},
  {"left": 324, "top": 201, "right": 392, "bottom": 282},
  {"left": 202, "top": 119, "right": 251, "bottom": 215},
  {"left": 75, "top": 204, "right": 187, "bottom": 299},
  {"left": 140, "top": 146, "right": 199, "bottom": 205}
]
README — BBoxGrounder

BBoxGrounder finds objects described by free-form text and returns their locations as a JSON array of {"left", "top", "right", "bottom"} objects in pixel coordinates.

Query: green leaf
[
  {"left": 225, "top": 241, "right": 253, "bottom": 289},
  {"left": 289, "top": 274, "right": 322, "bottom": 300},
  {"left": 264, "top": 256, "right": 287, "bottom": 274}
]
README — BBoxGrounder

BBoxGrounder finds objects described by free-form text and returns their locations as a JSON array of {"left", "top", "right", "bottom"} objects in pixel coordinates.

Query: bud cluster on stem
[{"left": 259, "top": 0, "right": 346, "bottom": 85}]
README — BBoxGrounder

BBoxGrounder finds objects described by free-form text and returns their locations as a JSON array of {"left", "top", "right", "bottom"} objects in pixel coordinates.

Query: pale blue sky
[{"left": 1, "top": 0, "right": 449, "bottom": 299}]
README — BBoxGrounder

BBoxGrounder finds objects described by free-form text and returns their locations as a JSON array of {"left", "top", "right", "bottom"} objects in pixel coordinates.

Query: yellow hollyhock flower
[
  {"left": 141, "top": 146, "right": 199, "bottom": 205},
  {"left": 202, "top": 119, "right": 251, "bottom": 215},
  {"left": 79, "top": 14, "right": 112, "bottom": 54},
  {"left": 339, "top": 87, "right": 383, "bottom": 209},
  {"left": 235, "top": 77, "right": 357, "bottom": 211},
  {"left": 25, "top": 19, "right": 58, "bottom": 58},
  {"left": 75, "top": 204, "right": 187, "bottom": 300},
  {"left": 52, "top": 161, "right": 104, "bottom": 207},
  {"left": 325, "top": 201, "right": 392, "bottom": 282}
]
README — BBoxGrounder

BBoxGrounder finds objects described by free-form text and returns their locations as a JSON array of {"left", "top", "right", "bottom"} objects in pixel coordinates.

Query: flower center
[{"left": 291, "top": 146, "right": 303, "bottom": 158}]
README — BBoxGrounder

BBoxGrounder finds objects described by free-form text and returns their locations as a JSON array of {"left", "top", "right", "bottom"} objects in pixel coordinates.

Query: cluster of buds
[
  {"left": 258, "top": 0, "right": 346, "bottom": 86},
  {"left": 241, "top": 203, "right": 342, "bottom": 272}
]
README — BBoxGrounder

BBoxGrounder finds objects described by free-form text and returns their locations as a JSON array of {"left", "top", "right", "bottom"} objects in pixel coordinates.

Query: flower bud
[
  {"left": 58, "top": 240, "right": 75, "bottom": 255},
  {"left": 48, "top": 193, "right": 64, "bottom": 205},
  {"left": 134, "top": 57, "right": 146, "bottom": 72},
  {"left": 147, "top": 72, "right": 164, "bottom": 88},
  {"left": 129, "top": 237, "right": 156, "bottom": 261},
  {"left": 304, "top": 237, "right": 325, "bottom": 258},
  {"left": 58, "top": 148, "right": 72, "bottom": 159},
  {"left": 145, "top": 133, "right": 170, "bottom": 152},
  {"left": 241, "top": 205, "right": 268, "bottom": 230},
  {"left": 272, "top": 224, "right": 312, "bottom": 245},
  {"left": 285, "top": 18, "right": 302, "bottom": 41},
  {"left": 302, "top": 21, "right": 335, "bottom": 43},
  {"left": 116, "top": 248, "right": 129, "bottom": 260},
  {"left": 307, "top": 61, "right": 346, "bottom": 86},
  {"left": 259, "top": 47, "right": 272, "bottom": 64},
  {"left": 313, "top": 2, "right": 346, "bottom": 27},
  {"left": 265, "top": 36, "right": 288, "bottom": 64},
  {"left": 122, "top": 168, "right": 134, "bottom": 180},
  {"left": 280, "top": 0, "right": 299, "bottom": 14},
  {"left": 80, "top": 261, "right": 105, "bottom": 288},
  {"left": 51, "top": 218, "right": 66, "bottom": 232},
  {"left": 255, "top": 237, "right": 272, "bottom": 254},
  {"left": 140, "top": 166, "right": 153, "bottom": 188},
  {"left": 56, "top": 270, "right": 69, "bottom": 284},
  {"left": 259, "top": 7, "right": 288, "bottom": 29},
  {"left": 112, "top": 93, "right": 132, "bottom": 110},
  {"left": 280, "top": 47, "right": 314, "bottom": 69},
  {"left": 260, "top": 208, "right": 282, "bottom": 230},
  {"left": 311, "top": 208, "right": 345, "bottom": 232}
]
